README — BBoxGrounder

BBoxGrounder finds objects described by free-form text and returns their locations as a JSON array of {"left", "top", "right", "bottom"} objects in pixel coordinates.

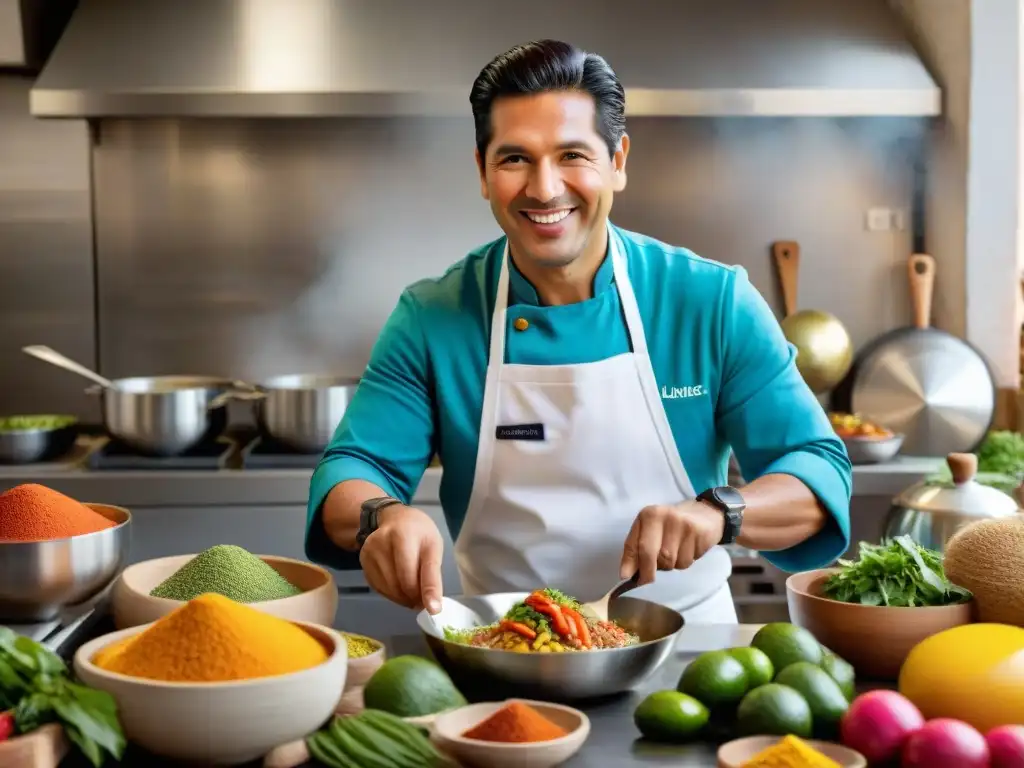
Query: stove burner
[
  {"left": 87, "top": 438, "right": 235, "bottom": 471},
  {"left": 240, "top": 436, "right": 321, "bottom": 470}
]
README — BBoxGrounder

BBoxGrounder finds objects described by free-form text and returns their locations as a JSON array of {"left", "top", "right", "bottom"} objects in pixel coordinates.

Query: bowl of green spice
[{"left": 111, "top": 545, "right": 338, "bottom": 630}]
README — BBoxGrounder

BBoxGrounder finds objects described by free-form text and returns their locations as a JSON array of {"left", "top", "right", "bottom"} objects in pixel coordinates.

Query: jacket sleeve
[
  {"left": 305, "top": 290, "right": 436, "bottom": 569},
  {"left": 715, "top": 266, "right": 852, "bottom": 572}
]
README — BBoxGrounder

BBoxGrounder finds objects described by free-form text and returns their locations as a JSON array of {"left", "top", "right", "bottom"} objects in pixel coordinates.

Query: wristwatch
[
  {"left": 356, "top": 496, "right": 403, "bottom": 548},
  {"left": 696, "top": 486, "right": 746, "bottom": 545}
]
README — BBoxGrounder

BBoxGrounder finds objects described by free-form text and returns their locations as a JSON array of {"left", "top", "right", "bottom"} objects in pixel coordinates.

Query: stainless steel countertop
[{"left": 0, "top": 455, "right": 940, "bottom": 506}]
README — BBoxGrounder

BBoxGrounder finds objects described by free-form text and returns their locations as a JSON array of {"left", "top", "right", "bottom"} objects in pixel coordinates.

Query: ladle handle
[
  {"left": 22, "top": 345, "right": 114, "bottom": 389},
  {"left": 772, "top": 241, "right": 800, "bottom": 318}
]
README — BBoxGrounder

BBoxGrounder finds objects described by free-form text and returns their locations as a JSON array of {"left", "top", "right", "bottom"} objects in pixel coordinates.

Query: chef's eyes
[{"left": 498, "top": 152, "right": 590, "bottom": 165}]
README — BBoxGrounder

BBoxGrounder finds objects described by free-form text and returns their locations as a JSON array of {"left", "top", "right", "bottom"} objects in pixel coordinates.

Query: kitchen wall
[
  {"left": 0, "top": 76, "right": 95, "bottom": 416},
  {"left": 61, "top": 114, "right": 924, "bottom": 392}
]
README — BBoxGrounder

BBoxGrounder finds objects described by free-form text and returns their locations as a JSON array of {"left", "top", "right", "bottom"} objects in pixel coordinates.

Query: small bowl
[
  {"left": 74, "top": 620, "right": 347, "bottom": 764},
  {"left": 110, "top": 553, "right": 338, "bottom": 629},
  {"left": 787, "top": 568, "right": 974, "bottom": 679},
  {"left": 718, "top": 736, "right": 866, "bottom": 768},
  {"left": 334, "top": 632, "right": 386, "bottom": 716},
  {"left": 0, "top": 503, "right": 131, "bottom": 622},
  {"left": 841, "top": 433, "right": 904, "bottom": 465},
  {"left": 431, "top": 699, "right": 589, "bottom": 768}
]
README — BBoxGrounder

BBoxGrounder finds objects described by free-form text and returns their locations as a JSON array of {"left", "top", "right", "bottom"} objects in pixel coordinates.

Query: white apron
[{"left": 454, "top": 231, "right": 737, "bottom": 624}]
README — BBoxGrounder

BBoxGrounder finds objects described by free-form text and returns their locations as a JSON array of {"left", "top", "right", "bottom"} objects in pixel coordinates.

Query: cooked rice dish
[{"left": 443, "top": 588, "right": 641, "bottom": 652}]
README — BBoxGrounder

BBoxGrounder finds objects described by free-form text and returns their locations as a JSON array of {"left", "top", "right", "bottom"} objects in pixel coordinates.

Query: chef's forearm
[
  {"left": 322, "top": 479, "right": 390, "bottom": 551},
  {"left": 733, "top": 473, "right": 827, "bottom": 551}
]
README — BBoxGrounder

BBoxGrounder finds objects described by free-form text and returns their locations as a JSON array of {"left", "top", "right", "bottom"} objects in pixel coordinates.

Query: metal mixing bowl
[
  {"left": 0, "top": 422, "right": 78, "bottom": 464},
  {"left": 417, "top": 593, "right": 684, "bottom": 701},
  {"left": 0, "top": 503, "right": 131, "bottom": 622}
]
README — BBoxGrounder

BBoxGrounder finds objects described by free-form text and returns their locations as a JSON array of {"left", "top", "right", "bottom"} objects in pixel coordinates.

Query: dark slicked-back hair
[{"left": 469, "top": 40, "right": 626, "bottom": 160}]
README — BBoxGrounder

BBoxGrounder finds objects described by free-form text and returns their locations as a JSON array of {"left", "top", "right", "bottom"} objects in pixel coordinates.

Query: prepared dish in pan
[{"left": 443, "top": 588, "right": 640, "bottom": 652}]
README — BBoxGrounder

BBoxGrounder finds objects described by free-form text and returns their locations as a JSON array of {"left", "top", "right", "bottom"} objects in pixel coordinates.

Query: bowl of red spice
[
  {"left": 431, "top": 699, "right": 589, "bottom": 768},
  {"left": 0, "top": 483, "right": 131, "bottom": 622}
]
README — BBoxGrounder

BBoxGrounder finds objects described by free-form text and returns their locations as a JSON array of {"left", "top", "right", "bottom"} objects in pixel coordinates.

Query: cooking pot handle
[{"left": 207, "top": 386, "right": 267, "bottom": 411}]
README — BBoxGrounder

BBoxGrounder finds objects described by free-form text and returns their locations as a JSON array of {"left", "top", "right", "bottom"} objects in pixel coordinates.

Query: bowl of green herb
[{"left": 786, "top": 536, "right": 975, "bottom": 680}]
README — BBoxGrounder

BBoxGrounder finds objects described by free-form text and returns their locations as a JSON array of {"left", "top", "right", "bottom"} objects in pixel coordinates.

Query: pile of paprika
[{"left": 461, "top": 701, "right": 569, "bottom": 743}]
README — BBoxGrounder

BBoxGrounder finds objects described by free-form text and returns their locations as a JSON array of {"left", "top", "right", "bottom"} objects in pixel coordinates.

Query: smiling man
[{"left": 305, "top": 40, "right": 853, "bottom": 624}]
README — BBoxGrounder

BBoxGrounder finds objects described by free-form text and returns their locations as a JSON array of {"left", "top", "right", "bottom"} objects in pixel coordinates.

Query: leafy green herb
[
  {"left": 822, "top": 537, "right": 972, "bottom": 607},
  {"left": 541, "top": 588, "right": 581, "bottom": 609},
  {"left": 0, "top": 628, "right": 125, "bottom": 766},
  {"left": 504, "top": 604, "right": 550, "bottom": 633}
]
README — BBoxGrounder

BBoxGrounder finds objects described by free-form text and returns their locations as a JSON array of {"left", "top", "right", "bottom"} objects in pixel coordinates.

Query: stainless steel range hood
[{"left": 30, "top": 0, "right": 941, "bottom": 119}]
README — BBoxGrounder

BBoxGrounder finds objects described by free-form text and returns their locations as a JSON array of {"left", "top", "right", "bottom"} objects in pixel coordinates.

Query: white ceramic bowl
[
  {"left": 334, "top": 632, "right": 386, "bottom": 716},
  {"left": 431, "top": 699, "right": 589, "bottom": 768},
  {"left": 110, "top": 553, "right": 338, "bottom": 629},
  {"left": 718, "top": 735, "right": 866, "bottom": 768},
  {"left": 74, "top": 621, "right": 347, "bottom": 764}
]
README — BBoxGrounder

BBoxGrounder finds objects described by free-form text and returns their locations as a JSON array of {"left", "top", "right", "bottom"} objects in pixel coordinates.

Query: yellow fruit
[{"left": 898, "top": 623, "right": 1024, "bottom": 732}]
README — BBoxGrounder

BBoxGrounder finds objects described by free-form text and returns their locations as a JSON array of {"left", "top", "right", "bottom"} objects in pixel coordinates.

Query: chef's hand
[
  {"left": 359, "top": 505, "right": 444, "bottom": 614},
  {"left": 620, "top": 500, "right": 725, "bottom": 585}
]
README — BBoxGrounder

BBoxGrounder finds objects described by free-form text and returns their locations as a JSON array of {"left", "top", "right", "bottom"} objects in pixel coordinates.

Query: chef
[{"left": 305, "top": 40, "right": 852, "bottom": 624}]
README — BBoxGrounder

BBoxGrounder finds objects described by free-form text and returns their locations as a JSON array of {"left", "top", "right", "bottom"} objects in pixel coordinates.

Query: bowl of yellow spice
[
  {"left": 74, "top": 592, "right": 348, "bottom": 765},
  {"left": 110, "top": 545, "right": 338, "bottom": 629}
]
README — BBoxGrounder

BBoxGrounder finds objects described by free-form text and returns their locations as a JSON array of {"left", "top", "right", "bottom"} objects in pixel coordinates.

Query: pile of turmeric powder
[
  {"left": 741, "top": 735, "right": 842, "bottom": 768},
  {"left": 93, "top": 592, "right": 329, "bottom": 682}
]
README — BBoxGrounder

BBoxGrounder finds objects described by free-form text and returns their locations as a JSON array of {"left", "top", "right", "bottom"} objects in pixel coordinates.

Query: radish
[
  {"left": 840, "top": 690, "right": 924, "bottom": 763},
  {"left": 902, "top": 718, "right": 989, "bottom": 768},
  {"left": 988, "top": 725, "right": 1024, "bottom": 768}
]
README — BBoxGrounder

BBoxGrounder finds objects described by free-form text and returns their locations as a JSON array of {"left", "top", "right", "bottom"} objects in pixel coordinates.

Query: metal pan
[{"left": 832, "top": 254, "right": 995, "bottom": 456}]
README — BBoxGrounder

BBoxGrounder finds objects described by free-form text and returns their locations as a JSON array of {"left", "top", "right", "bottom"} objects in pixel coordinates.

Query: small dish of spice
[
  {"left": 333, "top": 631, "right": 387, "bottom": 716},
  {"left": 111, "top": 549, "right": 338, "bottom": 630},
  {"left": 432, "top": 699, "right": 589, "bottom": 768}
]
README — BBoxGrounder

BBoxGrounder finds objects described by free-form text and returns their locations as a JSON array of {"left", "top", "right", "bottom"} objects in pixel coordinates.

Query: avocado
[
  {"left": 678, "top": 650, "right": 750, "bottom": 708},
  {"left": 820, "top": 651, "right": 856, "bottom": 701},
  {"left": 750, "top": 622, "right": 824, "bottom": 671},
  {"left": 736, "top": 683, "right": 813, "bottom": 739},
  {"left": 362, "top": 656, "right": 467, "bottom": 718}
]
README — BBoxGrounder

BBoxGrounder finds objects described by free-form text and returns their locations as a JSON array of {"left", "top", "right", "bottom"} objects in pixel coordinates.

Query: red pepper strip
[
  {"left": 0, "top": 711, "right": 14, "bottom": 742},
  {"left": 525, "top": 596, "right": 574, "bottom": 639},
  {"left": 500, "top": 619, "right": 537, "bottom": 640},
  {"left": 563, "top": 608, "right": 592, "bottom": 648}
]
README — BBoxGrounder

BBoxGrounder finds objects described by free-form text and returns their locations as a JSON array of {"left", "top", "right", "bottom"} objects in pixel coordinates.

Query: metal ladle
[{"left": 22, "top": 345, "right": 115, "bottom": 389}]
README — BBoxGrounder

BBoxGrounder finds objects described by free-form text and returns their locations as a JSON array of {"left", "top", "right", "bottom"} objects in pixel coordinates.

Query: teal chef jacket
[{"left": 306, "top": 224, "right": 853, "bottom": 572}]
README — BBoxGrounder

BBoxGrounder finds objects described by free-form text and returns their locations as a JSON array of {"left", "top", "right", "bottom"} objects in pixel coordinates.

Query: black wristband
[{"left": 356, "top": 497, "right": 403, "bottom": 548}]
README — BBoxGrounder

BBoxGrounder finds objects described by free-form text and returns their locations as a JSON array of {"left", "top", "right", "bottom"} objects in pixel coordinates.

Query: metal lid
[{"left": 894, "top": 453, "right": 1021, "bottom": 517}]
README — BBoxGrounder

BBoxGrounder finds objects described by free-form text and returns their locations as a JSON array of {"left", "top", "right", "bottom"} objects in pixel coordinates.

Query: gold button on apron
[{"left": 513, "top": 317, "right": 530, "bottom": 332}]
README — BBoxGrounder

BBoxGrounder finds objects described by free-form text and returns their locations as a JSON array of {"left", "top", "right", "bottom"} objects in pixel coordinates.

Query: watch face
[{"left": 717, "top": 486, "right": 746, "bottom": 509}]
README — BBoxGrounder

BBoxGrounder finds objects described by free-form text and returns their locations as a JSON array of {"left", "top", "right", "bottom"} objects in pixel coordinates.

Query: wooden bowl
[
  {"left": 110, "top": 554, "right": 338, "bottom": 629},
  {"left": 431, "top": 699, "right": 589, "bottom": 768},
  {"left": 786, "top": 568, "right": 975, "bottom": 680},
  {"left": 74, "top": 621, "right": 348, "bottom": 764},
  {"left": 718, "top": 736, "right": 866, "bottom": 768}
]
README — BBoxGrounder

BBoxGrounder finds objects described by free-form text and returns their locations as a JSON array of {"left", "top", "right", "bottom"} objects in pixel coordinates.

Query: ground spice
[
  {"left": 342, "top": 632, "right": 381, "bottom": 659},
  {"left": 461, "top": 701, "right": 569, "bottom": 743},
  {"left": 93, "top": 592, "right": 329, "bottom": 682},
  {"left": 742, "top": 735, "right": 842, "bottom": 768},
  {"left": 149, "top": 544, "right": 302, "bottom": 603},
  {"left": 0, "top": 484, "right": 117, "bottom": 541}
]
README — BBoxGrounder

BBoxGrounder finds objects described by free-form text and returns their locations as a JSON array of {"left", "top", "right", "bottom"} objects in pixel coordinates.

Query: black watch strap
[
  {"left": 357, "top": 496, "right": 403, "bottom": 548},
  {"left": 697, "top": 486, "right": 746, "bottom": 545}
]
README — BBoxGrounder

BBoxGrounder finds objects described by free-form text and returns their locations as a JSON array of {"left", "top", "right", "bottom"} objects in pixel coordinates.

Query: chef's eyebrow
[{"left": 492, "top": 140, "right": 598, "bottom": 157}]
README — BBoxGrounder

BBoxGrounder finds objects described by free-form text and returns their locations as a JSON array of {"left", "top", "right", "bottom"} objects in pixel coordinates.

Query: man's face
[{"left": 476, "top": 91, "right": 629, "bottom": 269}]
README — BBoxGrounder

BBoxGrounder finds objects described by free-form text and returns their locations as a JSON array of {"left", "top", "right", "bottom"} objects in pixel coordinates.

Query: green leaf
[{"left": 53, "top": 694, "right": 126, "bottom": 762}]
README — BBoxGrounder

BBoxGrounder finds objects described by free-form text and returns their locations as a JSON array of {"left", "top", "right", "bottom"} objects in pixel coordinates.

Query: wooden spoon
[{"left": 579, "top": 572, "right": 640, "bottom": 623}]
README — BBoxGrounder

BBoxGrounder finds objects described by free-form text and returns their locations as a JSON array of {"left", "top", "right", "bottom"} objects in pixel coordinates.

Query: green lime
[
  {"left": 726, "top": 647, "right": 774, "bottom": 689},
  {"left": 736, "top": 683, "right": 813, "bottom": 738},
  {"left": 820, "top": 651, "right": 856, "bottom": 701},
  {"left": 677, "top": 650, "right": 749, "bottom": 708},
  {"left": 633, "top": 690, "right": 710, "bottom": 742},
  {"left": 774, "top": 661, "right": 850, "bottom": 739},
  {"left": 750, "top": 623, "right": 823, "bottom": 672}
]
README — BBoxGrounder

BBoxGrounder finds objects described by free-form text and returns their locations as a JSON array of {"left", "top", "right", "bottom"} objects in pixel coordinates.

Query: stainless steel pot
[
  {"left": 90, "top": 376, "right": 235, "bottom": 457},
  {"left": 22, "top": 345, "right": 237, "bottom": 457},
  {"left": 0, "top": 417, "right": 78, "bottom": 464},
  {"left": 227, "top": 374, "right": 359, "bottom": 454},
  {"left": 882, "top": 452, "right": 1021, "bottom": 553}
]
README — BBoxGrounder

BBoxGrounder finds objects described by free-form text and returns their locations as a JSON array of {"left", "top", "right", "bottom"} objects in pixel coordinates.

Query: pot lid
[{"left": 894, "top": 453, "right": 1021, "bottom": 517}]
